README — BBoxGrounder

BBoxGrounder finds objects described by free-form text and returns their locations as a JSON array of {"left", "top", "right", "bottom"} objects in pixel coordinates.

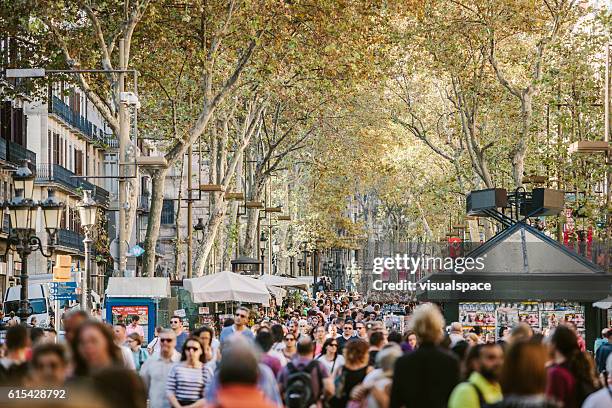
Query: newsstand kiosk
[
  {"left": 105, "top": 277, "right": 171, "bottom": 343},
  {"left": 416, "top": 188, "right": 612, "bottom": 349}
]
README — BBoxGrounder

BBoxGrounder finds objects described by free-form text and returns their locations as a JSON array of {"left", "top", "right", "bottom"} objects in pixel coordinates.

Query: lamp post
[
  {"left": 193, "top": 218, "right": 205, "bottom": 274},
  {"left": 77, "top": 190, "right": 97, "bottom": 313},
  {"left": 259, "top": 231, "right": 267, "bottom": 274},
  {"left": 5, "top": 162, "right": 63, "bottom": 320}
]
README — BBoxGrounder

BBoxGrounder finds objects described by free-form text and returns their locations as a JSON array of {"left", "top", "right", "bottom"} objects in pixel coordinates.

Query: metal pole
[
  {"left": 118, "top": 39, "right": 128, "bottom": 276},
  {"left": 82, "top": 232, "right": 92, "bottom": 313},
  {"left": 18, "top": 246, "right": 29, "bottom": 321},
  {"left": 268, "top": 224, "right": 272, "bottom": 274},
  {"left": 606, "top": 44, "right": 611, "bottom": 271},
  {"left": 187, "top": 145, "right": 193, "bottom": 278}
]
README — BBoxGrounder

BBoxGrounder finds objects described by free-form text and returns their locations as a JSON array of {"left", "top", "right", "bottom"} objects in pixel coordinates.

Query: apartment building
[{"left": 23, "top": 83, "right": 115, "bottom": 295}]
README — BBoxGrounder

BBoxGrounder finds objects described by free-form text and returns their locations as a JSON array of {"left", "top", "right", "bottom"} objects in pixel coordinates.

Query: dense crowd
[{"left": 0, "top": 292, "right": 611, "bottom": 408}]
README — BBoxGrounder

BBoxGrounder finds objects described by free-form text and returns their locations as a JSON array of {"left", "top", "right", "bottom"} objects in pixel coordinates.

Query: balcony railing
[
  {"left": 51, "top": 96, "right": 118, "bottom": 148},
  {"left": 35, "top": 163, "right": 110, "bottom": 207},
  {"left": 56, "top": 229, "right": 84, "bottom": 252},
  {"left": 7, "top": 141, "right": 36, "bottom": 168},
  {"left": 1, "top": 214, "right": 9, "bottom": 234}
]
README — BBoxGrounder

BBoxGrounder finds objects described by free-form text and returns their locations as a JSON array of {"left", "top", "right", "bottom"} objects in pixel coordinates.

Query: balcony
[
  {"left": 0, "top": 140, "right": 37, "bottom": 169},
  {"left": 35, "top": 163, "right": 110, "bottom": 207},
  {"left": 50, "top": 96, "right": 118, "bottom": 148},
  {"left": 56, "top": 229, "right": 84, "bottom": 252},
  {"left": 1, "top": 214, "right": 9, "bottom": 235}
]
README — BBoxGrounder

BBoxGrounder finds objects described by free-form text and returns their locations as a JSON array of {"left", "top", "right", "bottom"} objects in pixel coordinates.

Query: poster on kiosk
[{"left": 104, "top": 277, "right": 171, "bottom": 343}]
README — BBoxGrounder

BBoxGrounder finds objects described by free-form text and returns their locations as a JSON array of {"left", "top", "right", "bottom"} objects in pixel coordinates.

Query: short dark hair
[
  {"left": 193, "top": 326, "right": 214, "bottom": 346},
  {"left": 370, "top": 331, "right": 385, "bottom": 347},
  {"left": 131, "top": 315, "right": 140, "bottom": 322},
  {"left": 30, "top": 327, "right": 45, "bottom": 344},
  {"left": 296, "top": 337, "right": 314, "bottom": 356},
  {"left": 6, "top": 325, "right": 28, "bottom": 350},
  {"left": 114, "top": 323, "right": 127, "bottom": 330},
  {"left": 387, "top": 331, "right": 402, "bottom": 344},
  {"left": 32, "top": 343, "right": 69, "bottom": 368},
  {"left": 270, "top": 324, "right": 284, "bottom": 343},
  {"left": 218, "top": 347, "right": 258, "bottom": 385},
  {"left": 255, "top": 330, "right": 274, "bottom": 352}
]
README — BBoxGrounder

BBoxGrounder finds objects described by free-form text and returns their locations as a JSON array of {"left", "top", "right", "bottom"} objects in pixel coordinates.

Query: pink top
[{"left": 126, "top": 324, "right": 145, "bottom": 339}]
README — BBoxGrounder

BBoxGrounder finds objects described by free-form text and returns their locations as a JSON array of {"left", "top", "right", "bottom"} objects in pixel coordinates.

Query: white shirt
[
  {"left": 316, "top": 354, "right": 344, "bottom": 376},
  {"left": 140, "top": 350, "right": 181, "bottom": 408},
  {"left": 581, "top": 386, "right": 612, "bottom": 408},
  {"left": 148, "top": 337, "right": 161, "bottom": 355},
  {"left": 120, "top": 345, "right": 136, "bottom": 370}
]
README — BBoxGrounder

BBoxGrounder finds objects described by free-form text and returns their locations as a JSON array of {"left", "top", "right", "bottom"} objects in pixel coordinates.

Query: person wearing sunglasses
[
  {"left": 167, "top": 337, "right": 213, "bottom": 407},
  {"left": 170, "top": 316, "right": 189, "bottom": 352},
  {"left": 316, "top": 337, "right": 344, "bottom": 376},
  {"left": 282, "top": 334, "right": 298, "bottom": 361},
  {"left": 219, "top": 307, "right": 255, "bottom": 344},
  {"left": 140, "top": 330, "right": 181, "bottom": 408}
]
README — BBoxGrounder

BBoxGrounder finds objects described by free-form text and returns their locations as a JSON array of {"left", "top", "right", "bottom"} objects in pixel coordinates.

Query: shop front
[{"left": 416, "top": 223, "right": 612, "bottom": 348}]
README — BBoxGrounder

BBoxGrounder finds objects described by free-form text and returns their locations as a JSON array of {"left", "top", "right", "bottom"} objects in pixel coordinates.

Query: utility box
[{"left": 466, "top": 188, "right": 508, "bottom": 216}]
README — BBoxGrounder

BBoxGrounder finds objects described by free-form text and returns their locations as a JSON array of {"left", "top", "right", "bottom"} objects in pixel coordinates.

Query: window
[{"left": 161, "top": 199, "right": 175, "bottom": 224}]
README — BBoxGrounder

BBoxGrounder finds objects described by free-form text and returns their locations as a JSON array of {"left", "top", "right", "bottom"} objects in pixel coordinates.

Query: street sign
[{"left": 49, "top": 281, "right": 78, "bottom": 302}]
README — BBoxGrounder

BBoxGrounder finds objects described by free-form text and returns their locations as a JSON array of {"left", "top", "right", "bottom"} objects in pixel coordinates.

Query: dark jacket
[
  {"left": 595, "top": 341, "right": 612, "bottom": 373},
  {"left": 390, "top": 343, "right": 459, "bottom": 408}
]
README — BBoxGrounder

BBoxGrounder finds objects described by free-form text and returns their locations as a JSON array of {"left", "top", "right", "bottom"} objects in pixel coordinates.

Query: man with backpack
[
  {"left": 278, "top": 337, "right": 334, "bottom": 408},
  {"left": 448, "top": 343, "right": 504, "bottom": 408}
]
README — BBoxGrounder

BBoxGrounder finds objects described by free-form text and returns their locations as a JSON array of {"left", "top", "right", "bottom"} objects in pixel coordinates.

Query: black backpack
[{"left": 284, "top": 361, "right": 320, "bottom": 408}]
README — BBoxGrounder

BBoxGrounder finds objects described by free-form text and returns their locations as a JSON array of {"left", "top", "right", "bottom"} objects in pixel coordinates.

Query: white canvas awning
[
  {"left": 183, "top": 271, "right": 270, "bottom": 306},
  {"left": 593, "top": 295, "right": 612, "bottom": 309},
  {"left": 105, "top": 277, "right": 171, "bottom": 298},
  {"left": 267, "top": 285, "right": 287, "bottom": 301},
  {"left": 258, "top": 274, "right": 309, "bottom": 290}
]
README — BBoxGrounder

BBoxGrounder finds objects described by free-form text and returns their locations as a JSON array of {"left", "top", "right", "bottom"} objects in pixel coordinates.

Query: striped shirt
[{"left": 166, "top": 363, "right": 213, "bottom": 402}]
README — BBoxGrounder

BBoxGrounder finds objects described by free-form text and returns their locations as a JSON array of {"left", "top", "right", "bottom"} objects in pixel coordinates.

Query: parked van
[{"left": 3, "top": 284, "right": 52, "bottom": 326}]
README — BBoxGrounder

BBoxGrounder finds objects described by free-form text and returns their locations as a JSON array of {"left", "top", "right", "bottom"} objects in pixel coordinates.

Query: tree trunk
[
  {"left": 172, "top": 160, "right": 185, "bottom": 278},
  {"left": 142, "top": 167, "right": 169, "bottom": 277},
  {"left": 241, "top": 174, "right": 266, "bottom": 256}
]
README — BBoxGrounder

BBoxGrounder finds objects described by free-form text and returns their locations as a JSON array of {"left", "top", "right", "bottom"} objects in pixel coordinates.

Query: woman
[
  {"left": 270, "top": 324, "right": 285, "bottom": 353},
  {"left": 313, "top": 325, "right": 327, "bottom": 356},
  {"left": 330, "top": 338, "right": 372, "bottom": 408},
  {"left": 317, "top": 338, "right": 345, "bottom": 375},
  {"left": 495, "top": 341, "right": 561, "bottom": 407},
  {"left": 546, "top": 325, "right": 598, "bottom": 408},
  {"left": 127, "top": 332, "right": 149, "bottom": 371},
  {"left": 466, "top": 333, "right": 479, "bottom": 347},
  {"left": 400, "top": 330, "right": 417, "bottom": 353},
  {"left": 147, "top": 326, "right": 163, "bottom": 355},
  {"left": 166, "top": 337, "right": 213, "bottom": 407},
  {"left": 282, "top": 333, "right": 297, "bottom": 361},
  {"left": 71, "top": 320, "right": 124, "bottom": 376}
]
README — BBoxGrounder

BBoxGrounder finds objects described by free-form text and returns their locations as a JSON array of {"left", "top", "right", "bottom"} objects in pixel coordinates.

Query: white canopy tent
[
  {"left": 593, "top": 295, "right": 612, "bottom": 310},
  {"left": 105, "top": 277, "right": 171, "bottom": 298},
  {"left": 183, "top": 271, "right": 271, "bottom": 306},
  {"left": 258, "top": 274, "right": 310, "bottom": 290},
  {"left": 267, "top": 285, "right": 287, "bottom": 302}
]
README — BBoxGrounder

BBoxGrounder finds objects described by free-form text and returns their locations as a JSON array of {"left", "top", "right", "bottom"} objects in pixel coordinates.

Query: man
[
  {"left": 336, "top": 320, "right": 355, "bottom": 352},
  {"left": 368, "top": 331, "right": 386, "bottom": 367},
  {"left": 356, "top": 321, "right": 368, "bottom": 340},
  {"left": 596, "top": 328, "right": 612, "bottom": 373},
  {"left": 0, "top": 325, "right": 30, "bottom": 385},
  {"left": 448, "top": 344, "right": 504, "bottom": 408},
  {"left": 113, "top": 323, "right": 136, "bottom": 370},
  {"left": 220, "top": 307, "right": 255, "bottom": 344},
  {"left": 390, "top": 304, "right": 460, "bottom": 408},
  {"left": 278, "top": 337, "right": 334, "bottom": 408},
  {"left": 63, "top": 309, "right": 88, "bottom": 343},
  {"left": 126, "top": 315, "right": 145, "bottom": 339},
  {"left": 169, "top": 316, "right": 188, "bottom": 351},
  {"left": 449, "top": 322, "right": 464, "bottom": 348},
  {"left": 287, "top": 320, "right": 301, "bottom": 341},
  {"left": 206, "top": 336, "right": 282, "bottom": 406},
  {"left": 214, "top": 336, "right": 277, "bottom": 408},
  {"left": 140, "top": 329, "right": 181, "bottom": 408},
  {"left": 28, "top": 343, "right": 70, "bottom": 387},
  {"left": 595, "top": 328, "right": 609, "bottom": 355}
]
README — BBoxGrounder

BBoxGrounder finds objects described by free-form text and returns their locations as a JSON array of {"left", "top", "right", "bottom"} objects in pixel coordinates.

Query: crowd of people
[{"left": 0, "top": 291, "right": 611, "bottom": 408}]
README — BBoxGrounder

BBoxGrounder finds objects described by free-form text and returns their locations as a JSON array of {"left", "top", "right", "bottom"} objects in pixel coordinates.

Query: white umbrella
[
  {"left": 267, "top": 285, "right": 287, "bottom": 302},
  {"left": 183, "top": 271, "right": 270, "bottom": 306},
  {"left": 593, "top": 295, "right": 612, "bottom": 310},
  {"left": 258, "top": 274, "right": 309, "bottom": 290}
]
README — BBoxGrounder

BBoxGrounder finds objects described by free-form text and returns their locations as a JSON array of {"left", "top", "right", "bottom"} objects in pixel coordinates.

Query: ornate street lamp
[
  {"left": 5, "top": 162, "right": 61, "bottom": 320},
  {"left": 193, "top": 218, "right": 205, "bottom": 242},
  {"left": 77, "top": 190, "right": 97, "bottom": 313}
]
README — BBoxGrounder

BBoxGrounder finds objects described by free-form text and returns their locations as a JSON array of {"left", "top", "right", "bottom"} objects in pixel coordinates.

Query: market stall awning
[
  {"left": 183, "top": 271, "right": 270, "bottom": 306},
  {"left": 258, "top": 274, "right": 309, "bottom": 290},
  {"left": 268, "top": 285, "right": 287, "bottom": 301},
  {"left": 105, "top": 277, "right": 171, "bottom": 298}
]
